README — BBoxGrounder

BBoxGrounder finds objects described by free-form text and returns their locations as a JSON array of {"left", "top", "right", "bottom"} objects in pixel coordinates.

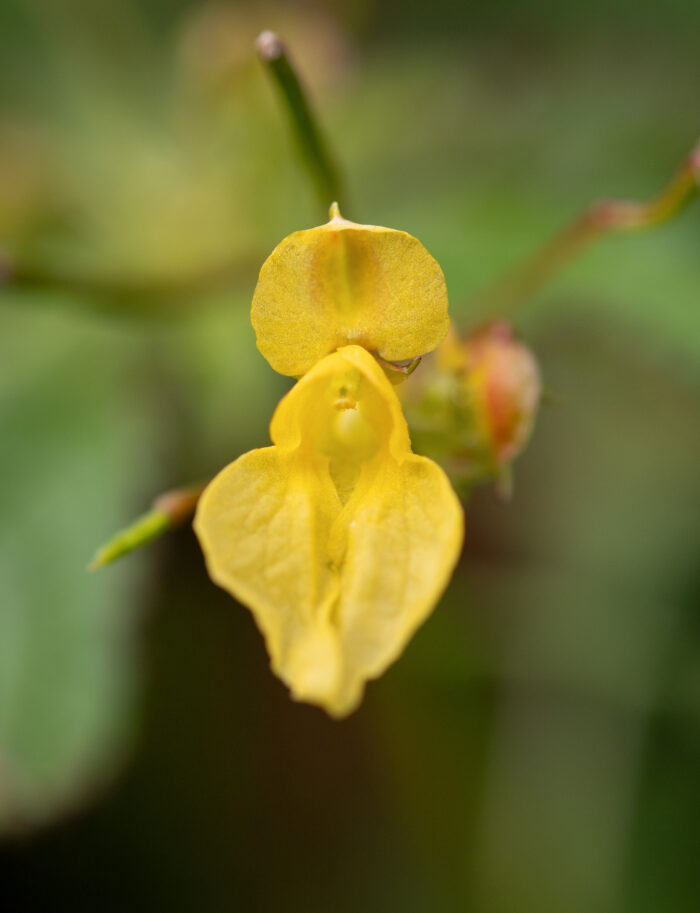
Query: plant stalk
[
  {"left": 256, "top": 30, "right": 344, "bottom": 213},
  {"left": 89, "top": 482, "right": 207, "bottom": 570},
  {"left": 467, "top": 137, "right": 700, "bottom": 317}
]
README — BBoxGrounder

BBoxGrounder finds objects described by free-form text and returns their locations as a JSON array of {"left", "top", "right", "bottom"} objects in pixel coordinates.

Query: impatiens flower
[
  {"left": 192, "top": 207, "right": 463, "bottom": 715},
  {"left": 194, "top": 345, "right": 463, "bottom": 717},
  {"left": 251, "top": 203, "right": 450, "bottom": 377}
]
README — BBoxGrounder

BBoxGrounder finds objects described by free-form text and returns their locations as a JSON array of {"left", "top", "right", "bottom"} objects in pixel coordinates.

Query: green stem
[
  {"left": 256, "top": 30, "right": 344, "bottom": 213},
  {"left": 466, "top": 138, "right": 700, "bottom": 317},
  {"left": 89, "top": 482, "right": 206, "bottom": 570}
]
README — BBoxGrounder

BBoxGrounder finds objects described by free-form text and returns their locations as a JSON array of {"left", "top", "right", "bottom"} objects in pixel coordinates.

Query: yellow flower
[
  {"left": 195, "top": 208, "right": 462, "bottom": 716},
  {"left": 251, "top": 203, "right": 450, "bottom": 377},
  {"left": 194, "top": 345, "right": 463, "bottom": 717}
]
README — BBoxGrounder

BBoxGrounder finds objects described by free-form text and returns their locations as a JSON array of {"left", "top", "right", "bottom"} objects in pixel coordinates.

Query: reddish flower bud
[
  {"left": 402, "top": 322, "right": 541, "bottom": 493},
  {"left": 458, "top": 322, "right": 541, "bottom": 467}
]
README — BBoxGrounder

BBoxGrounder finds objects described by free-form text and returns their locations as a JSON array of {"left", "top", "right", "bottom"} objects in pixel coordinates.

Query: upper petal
[{"left": 251, "top": 209, "right": 450, "bottom": 377}]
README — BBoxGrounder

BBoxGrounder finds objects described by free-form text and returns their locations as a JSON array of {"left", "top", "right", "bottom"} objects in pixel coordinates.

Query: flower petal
[
  {"left": 251, "top": 209, "right": 450, "bottom": 376},
  {"left": 194, "top": 446, "right": 345, "bottom": 703},
  {"left": 194, "top": 346, "right": 463, "bottom": 716},
  {"left": 326, "top": 451, "right": 463, "bottom": 715}
]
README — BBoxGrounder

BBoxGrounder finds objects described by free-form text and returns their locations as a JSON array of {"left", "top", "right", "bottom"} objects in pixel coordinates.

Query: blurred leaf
[{"left": 0, "top": 297, "right": 157, "bottom": 832}]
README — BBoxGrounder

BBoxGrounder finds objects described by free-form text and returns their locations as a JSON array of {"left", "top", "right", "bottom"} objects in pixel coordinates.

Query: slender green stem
[
  {"left": 256, "top": 30, "right": 344, "bottom": 213},
  {"left": 89, "top": 510, "right": 172, "bottom": 569},
  {"left": 89, "top": 482, "right": 206, "bottom": 570},
  {"left": 466, "top": 138, "right": 700, "bottom": 317}
]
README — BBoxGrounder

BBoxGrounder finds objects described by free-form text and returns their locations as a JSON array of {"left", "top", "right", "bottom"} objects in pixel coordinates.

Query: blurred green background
[{"left": 0, "top": 0, "right": 698, "bottom": 910}]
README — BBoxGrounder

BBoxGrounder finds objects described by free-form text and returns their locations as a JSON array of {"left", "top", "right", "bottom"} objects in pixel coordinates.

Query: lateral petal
[
  {"left": 194, "top": 447, "right": 344, "bottom": 704},
  {"left": 194, "top": 345, "right": 464, "bottom": 717},
  {"left": 327, "top": 453, "right": 464, "bottom": 716}
]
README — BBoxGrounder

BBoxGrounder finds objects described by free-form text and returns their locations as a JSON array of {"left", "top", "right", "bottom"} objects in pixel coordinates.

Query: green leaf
[{"left": 0, "top": 297, "right": 156, "bottom": 832}]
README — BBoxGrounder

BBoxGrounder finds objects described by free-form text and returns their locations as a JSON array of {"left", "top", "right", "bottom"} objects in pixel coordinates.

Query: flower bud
[
  {"left": 459, "top": 321, "right": 541, "bottom": 466},
  {"left": 403, "top": 322, "right": 541, "bottom": 492}
]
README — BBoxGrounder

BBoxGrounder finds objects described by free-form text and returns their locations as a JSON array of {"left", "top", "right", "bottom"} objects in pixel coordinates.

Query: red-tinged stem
[{"left": 466, "top": 137, "right": 700, "bottom": 317}]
